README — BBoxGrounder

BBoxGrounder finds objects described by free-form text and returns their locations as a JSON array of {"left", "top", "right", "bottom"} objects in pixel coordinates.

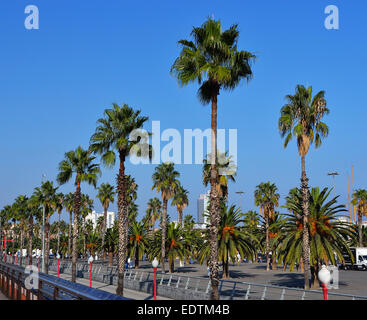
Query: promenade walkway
[
  {"left": 48, "top": 270, "right": 171, "bottom": 300},
  {"left": 0, "top": 292, "right": 8, "bottom": 300}
]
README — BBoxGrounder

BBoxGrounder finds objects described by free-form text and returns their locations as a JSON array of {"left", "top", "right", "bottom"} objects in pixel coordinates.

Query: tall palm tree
[
  {"left": 27, "top": 196, "right": 42, "bottom": 265},
  {"left": 63, "top": 192, "right": 74, "bottom": 258},
  {"left": 33, "top": 181, "right": 58, "bottom": 273},
  {"left": 80, "top": 194, "right": 94, "bottom": 256},
  {"left": 351, "top": 189, "right": 367, "bottom": 247},
  {"left": 96, "top": 183, "right": 115, "bottom": 259},
  {"left": 54, "top": 193, "right": 64, "bottom": 254},
  {"left": 104, "top": 226, "right": 118, "bottom": 266},
  {"left": 152, "top": 162, "right": 180, "bottom": 273},
  {"left": 146, "top": 198, "right": 162, "bottom": 231},
  {"left": 242, "top": 210, "right": 261, "bottom": 263},
  {"left": 278, "top": 84, "right": 329, "bottom": 289},
  {"left": 171, "top": 185, "right": 189, "bottom": 225},
  {"left": 171, "top": 18, "right": 255, "bottom": 300},
  {"left": 254, "top": 182, "right": 280, "bottom": 271},
  {"left": 281, "top": 187, "right": 355, "bottom": 288},
  {"left": 13, "top": 195, "right": 28, "bottom": 264},
  {"left": 57, "top": 146, "right": 101, "bottom": 282},
  {"left": 90, "top": 103, "right": 150, "bottom": 296}
]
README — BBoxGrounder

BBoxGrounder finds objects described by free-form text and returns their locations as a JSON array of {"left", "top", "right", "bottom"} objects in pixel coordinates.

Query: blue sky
[{"left": 0, "top": 0, "right": 366, "bottom": 224}]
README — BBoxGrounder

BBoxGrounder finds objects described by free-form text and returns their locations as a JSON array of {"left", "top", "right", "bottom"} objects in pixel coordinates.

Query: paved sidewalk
[
  {"left": 0, "top": 292, "right": 8, "bottom": 300},
  {"left": 48, "top": 271, "right": 171, "bottom": 300}
]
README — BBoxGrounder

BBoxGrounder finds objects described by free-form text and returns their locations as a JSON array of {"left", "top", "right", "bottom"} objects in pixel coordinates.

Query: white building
[
  {"left": 197, "top": 191, "right": 210, "bottom": 225},
  {"left": 85, "top": 210, "right": 116, "bottom": 229}
]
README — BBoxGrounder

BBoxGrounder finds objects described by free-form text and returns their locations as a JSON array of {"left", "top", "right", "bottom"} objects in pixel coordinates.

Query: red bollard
[
  {"left": 8, "top": 254, "right": 10, "bottom": 263},
  {"left": 90, "top": 262, "right": 92, "bottom": 288},
  {"left": 57, "top": 259, "right": 60, "bottom": 278},
  {"left": 321, "top": 283, "right": 328, "bottom": 300},
  {"left": 25, "top": 256, "right": 27, "bottom": 268},
  {"left": 38, "top": 256, "right": 41, "bottom": 272},
  {"left": 154, "top": 267, "right": 157, "bottom": 300}
]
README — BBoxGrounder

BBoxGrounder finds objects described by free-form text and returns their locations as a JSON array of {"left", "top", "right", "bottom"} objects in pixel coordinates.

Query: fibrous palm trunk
[
  {"left": 209, "top": 91, "right": 221, "bottom": 300},
  {"left": 71, "top": 183, "right": 81, "bottom": 283},
  {"left": 28, "top": 217, "right": 33, "bottom": 266},
  {"left": 161, "top": 198, "right": 167, "bottom": 273},
  {"left": 68, "top": 211, "right": 72, "bottom": 258},
  {"left": 45, "top": 217, "right": 50, "bottom": 274},
  {"left": 301, "top": 155, "right": 311, "bottom": 290},
  {"left": 116, "top": 154, "right": 128, "bottom": 296},
  {"left": 102, "top": 206, "right": 107, "bottom": 260}
]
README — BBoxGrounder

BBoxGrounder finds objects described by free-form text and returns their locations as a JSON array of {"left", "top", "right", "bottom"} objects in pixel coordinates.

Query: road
[{"left": 48, "top": 270, "right": 171, "bottom": 300}]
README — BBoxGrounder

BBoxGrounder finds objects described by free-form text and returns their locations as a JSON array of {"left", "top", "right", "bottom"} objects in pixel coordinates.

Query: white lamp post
[
  {"left": 152, "top": 258, "right": 159, "bottom": 300},
  {"left": 318, "top": 265, "right": 331, "bottom": 300}
]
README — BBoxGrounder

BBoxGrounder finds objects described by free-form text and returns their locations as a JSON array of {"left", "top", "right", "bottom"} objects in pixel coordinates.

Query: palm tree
[
  {"left": 148, "top": 222, "right": 191, "bottom": 273},
  {"left": 171, "top": 18, "right": 255, "bottom": 300},
  {"left": 27, "top": 196, "right": 42, "bottom": 265},
  {"left": 97, "top": 183, "right": 115, "bottom": 259},
  {"left": 278, "top": 84, "right": 330, "bottom": 289},
  {"left": 85, "top": 231, "right": 100, "bottom": 256},
  {"left": 128, "top": 220, "right": 148, "bottom": 268},
  {"left": 351, "top": 189, "right": 367, "bottom": 247},
  {"left": 33, "top": 181, "right": 58, "bottom": 273},
  {"left": 254, "top": 182, "right": 280, "bottom": 271},
  {"left": 171, "top": 185, "right": 189, "bottom": 225},
  {"left": 13, "top": 195, "right": 28, "bottom": 264},
  {"left": 54, "top": 193, "right": 64, "bottom": 254},
  {"left": 281, "top": 187, "right": 355, "bottom": 288},
  {"left": 203, "top": 151, "right": 236, "bottom": 203},
  {"left": 198, "top": 205, "right": 256, "bottom": 279},
  {"left": 146, "top": 198, "right": 162, "bottom": 231},
  {"left": 80, "top": 194, "right": 94, "bottom": 256},
  {"left": 57, "top": 146, "right": 101, "bottom": 282},
  {"left": 90, "top": 103, "right": 150, "bottom": 296},
  {"left": 63, "top": 192, "right": 74, "bottom": 258},
  {"left": 242, "top": 210, "right": 261, "bottom": 263},
  {"left": 104, "top": 226, "right": 118, "bottom": 266},
  {"left": 152, "top": 162, "right": 180, "bottom": 273}
]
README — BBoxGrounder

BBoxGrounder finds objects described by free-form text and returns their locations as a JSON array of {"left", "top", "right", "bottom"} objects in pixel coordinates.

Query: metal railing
[
  {"left": 0, "top": 261, "right": 128, "bottom": 300},
  {"left": 36, "top": 260, "right": 367, "bottom": 300}
]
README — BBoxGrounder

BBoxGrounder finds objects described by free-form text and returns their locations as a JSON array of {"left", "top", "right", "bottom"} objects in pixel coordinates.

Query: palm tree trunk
[
  {"left": 272, "top": 250, "right": 277, "bottom": 270},
  {"left": 102, "top": 206, "right": 108, "bottom": 260},
  {"left": 169, "top": 257, "right": 174, "bottom": 273},
  {"left": 179, "top": 209, "right": 183, "bottom": 226},
  {"left": 28, "top": 217, "right": 33, "bottom": 266},
  {"left": 161, "top": 199, "right": 167, "bottom": 273},
  {"left": 358, "top": 212, "right": 363, "bottom": 247},
  {"left": 45, "top": 217, "right": 50, "bottom": 274},
  {"left": 135, "top": 249, "right": 139, "bottom": 268},
  {"left": 108, "top": 252, "right": 113, "bottom": 267},
  {"left": 116, "top": 153, "right": 128, "bottom": 296},
  {"left": 301, "top": 155, "right": 311, "bottom": 290},
  {"left": 209, "top": 90, "right": 221, "bottom": 300},
  {"left": 266, "top": 214, "right": 270, "bottom": 271},
  {"left": 310, "top": 261, "right": 320, "bottom": 289},
  {"left": 71, "top": 182, "right": 81, "bottom": 283},
  {"left": 68, "top": 211, "right": 72, "bottom": 257}
]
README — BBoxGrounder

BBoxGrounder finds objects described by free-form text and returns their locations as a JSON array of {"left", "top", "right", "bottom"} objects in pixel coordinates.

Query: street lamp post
[
  {"left": 327, "top": 172, "right": 339, "bottom": 198},
  {"left": 318, "top": 265, "right": 331, "bottom": 300},
  {"left": 57, "top": 253, "right": 61, "bottom": 278},
  {"left": 88, "top": 255, "right": 94, "bottom": 288},
  {"left": 37, "top": 254, "right": 40, "bottom": 272},
  {"left": 235, "top": 191, "right": 245, "bottom": 210},
  {"left": 152, "top": 257, "right": 159, "bottom": 300},
  {"left": 24, "top": 252, "right": 27, "bottom": 268}
]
